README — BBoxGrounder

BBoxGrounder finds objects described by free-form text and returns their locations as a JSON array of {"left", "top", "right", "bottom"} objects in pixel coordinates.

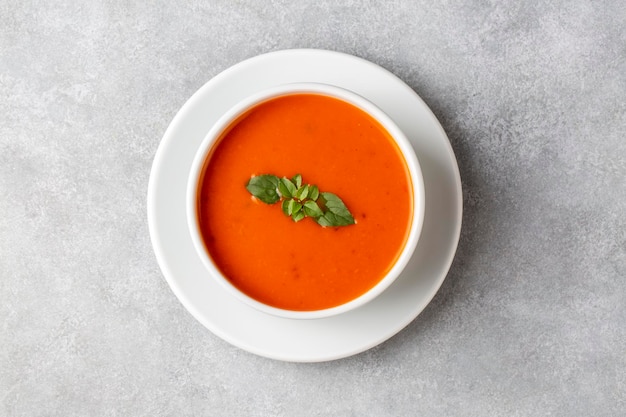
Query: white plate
[{"left": 147, "top": 49, "right": 462, "bottom": 362}]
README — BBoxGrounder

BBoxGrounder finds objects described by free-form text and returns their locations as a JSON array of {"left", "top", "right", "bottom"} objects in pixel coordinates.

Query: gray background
[{"left": 2, "top": 1, "right": 625, "bottom": 416}]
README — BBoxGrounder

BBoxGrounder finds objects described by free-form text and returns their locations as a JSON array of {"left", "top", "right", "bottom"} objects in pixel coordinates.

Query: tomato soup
[{"left": 196, "top": 93, "right": 413, "bottom": 311}]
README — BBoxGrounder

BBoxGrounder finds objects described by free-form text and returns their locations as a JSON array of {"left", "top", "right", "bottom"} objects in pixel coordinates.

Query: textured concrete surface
[{"left": 1, "top": 1, "right": 625, "bottom": 416}]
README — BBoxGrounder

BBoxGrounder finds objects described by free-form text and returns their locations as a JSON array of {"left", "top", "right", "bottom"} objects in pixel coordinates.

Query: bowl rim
[{"left": 186, "top": 82, "right": 425, "bottom": 320}]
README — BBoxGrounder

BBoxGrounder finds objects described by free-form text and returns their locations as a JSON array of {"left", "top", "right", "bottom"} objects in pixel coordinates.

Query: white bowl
[{"left": 187, "top": 82, "right": 425, "bottom": 320}]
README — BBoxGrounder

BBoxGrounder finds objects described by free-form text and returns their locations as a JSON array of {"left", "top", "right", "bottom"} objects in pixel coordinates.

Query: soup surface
[{"left": 197, "top": 93, "right": 413, "bottom": 311}]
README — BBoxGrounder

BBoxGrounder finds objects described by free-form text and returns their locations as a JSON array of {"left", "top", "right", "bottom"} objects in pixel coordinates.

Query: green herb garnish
[{"left": 246, "top": 174, "right": 355, "bottom": 227}]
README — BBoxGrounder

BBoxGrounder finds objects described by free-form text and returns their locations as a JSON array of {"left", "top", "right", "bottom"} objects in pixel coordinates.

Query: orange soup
[{"left": 197, "top": 93, "right": 413, "bottom": 311}]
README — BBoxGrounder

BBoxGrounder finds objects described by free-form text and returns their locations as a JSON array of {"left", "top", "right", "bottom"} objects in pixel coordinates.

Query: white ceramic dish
[
  {"left": 147, "top": 49, "right": 462, "bottom": 362},
  {"left": 186, "top": 82, "right": 425, "bottom": 320}
]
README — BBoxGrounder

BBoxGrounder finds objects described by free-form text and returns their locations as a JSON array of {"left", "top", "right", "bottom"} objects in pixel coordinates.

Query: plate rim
[{"left": 147, "top": 48, "right": 463, "bottom": 362}]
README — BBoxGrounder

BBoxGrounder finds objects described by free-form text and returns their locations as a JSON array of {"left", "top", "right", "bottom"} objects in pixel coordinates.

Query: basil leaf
[
  {"left": 282, "top": 198, "right": 302, "bottom": 216},
  {"left": 246, "top": 175, "right": 280, "bottom": 204},
  {"left": 282, "top": 198, "right": 292, "bottom": 215},
  {"left": 291, "top": 211, "right": 305, "bottom": 222},
  {"left": 292, "top": 200, "right": 302, "bottom": 214},
  {"left": 292, "top": 174, "right": 302, "bottom": 189},
  {"left": 309, "top": 185, "right": 319, "bottom": 201},
  {"left": 278, "top": 178, "right": 297, "bottom": 198},
  {"left": 316, "top": 192, "right": 355, "bottom": 226},
  {"left": 303, "top": 200, "right": 323, "bottom": 218},
  {"left": 295, "top": 184, "right": 309, "bottom": 200}
]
